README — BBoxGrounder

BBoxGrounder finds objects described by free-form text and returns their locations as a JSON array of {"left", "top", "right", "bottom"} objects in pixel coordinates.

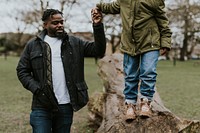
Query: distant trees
[
  {"left": 103, "top": 14, "right": 121, "bottom": 54},
  {"left": 10, "top": 0, "right": 122, "bottom": 54},
  {"left": 167, "top": 0, "right": 200, "bottom": 61},
  {"left": 101, "top": 0, "right": 200, "bottom": 59},
  {"left": 1, "top": 0, "right": 200, "bottom": 59},
  {"left": 0, "top": 0, "right": 81, "bottom": 55},
  {"left": 0, "top": 33, "right": 33, "bottom": 56},
  {"left": 15, "top": 0, "right": 79, "bottom": 33}
]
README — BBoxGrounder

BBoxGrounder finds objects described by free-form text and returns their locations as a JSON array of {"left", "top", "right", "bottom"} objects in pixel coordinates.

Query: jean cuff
[{"left": 125, "top": 99, "right": 137, "bottom": 105}]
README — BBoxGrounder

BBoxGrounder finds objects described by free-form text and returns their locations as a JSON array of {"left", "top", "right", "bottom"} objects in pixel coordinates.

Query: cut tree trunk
[{"left": 87, "top": 53, "right": 200, "bottom": 133}]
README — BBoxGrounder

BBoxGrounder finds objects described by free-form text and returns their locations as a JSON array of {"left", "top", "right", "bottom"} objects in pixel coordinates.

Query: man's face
[{"left": 43, "top": 13, "right": 64, "bottom": 38}]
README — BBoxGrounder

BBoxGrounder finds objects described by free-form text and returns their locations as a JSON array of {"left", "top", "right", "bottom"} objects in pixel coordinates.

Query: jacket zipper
[{"left": 42, "top": 41, "right": 60, "bottom": 111}]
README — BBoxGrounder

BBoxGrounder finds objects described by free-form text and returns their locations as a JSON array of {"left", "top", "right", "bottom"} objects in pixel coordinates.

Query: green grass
[
  {"left": 156, "top": 60, "right": 200, "bottom": 120},
  {"left": 0, "top": 56, "right": 32, "bottom": 133},
  {"left": 0, "top": 56, "right": 199, "bottom": 133},
  {"left": 0, "top": 56, "right": 102, "bottom": 133}
]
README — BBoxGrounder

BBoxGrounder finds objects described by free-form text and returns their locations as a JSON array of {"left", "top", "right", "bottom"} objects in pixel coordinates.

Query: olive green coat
[{"left": 97, "top": 0, "right": 172, "bottom": 56}]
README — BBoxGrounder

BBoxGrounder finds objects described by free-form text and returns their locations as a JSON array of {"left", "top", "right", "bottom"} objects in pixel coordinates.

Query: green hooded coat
[{"left": 97, "top": 0, "right": 172, "bottom": 56}]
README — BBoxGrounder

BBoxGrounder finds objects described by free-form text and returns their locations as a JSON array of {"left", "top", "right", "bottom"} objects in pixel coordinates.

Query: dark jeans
[{"left": 30, "top": 104, "right": 73, "bottom": 133}]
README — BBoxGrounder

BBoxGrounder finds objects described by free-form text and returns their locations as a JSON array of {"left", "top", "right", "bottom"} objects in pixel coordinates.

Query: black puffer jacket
[{"left": 16, "top": 23, "right": 106, "bottom": 111}]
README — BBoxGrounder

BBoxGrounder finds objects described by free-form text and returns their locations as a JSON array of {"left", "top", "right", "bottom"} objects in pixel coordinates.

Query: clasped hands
[{"left": 91, "top": 7, "right": 102, "bottom": 24}]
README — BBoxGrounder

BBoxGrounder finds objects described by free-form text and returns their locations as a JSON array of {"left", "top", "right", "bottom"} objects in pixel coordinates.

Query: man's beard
[{"left": 56, "top": 30, "right": 65, "bottom": 39}]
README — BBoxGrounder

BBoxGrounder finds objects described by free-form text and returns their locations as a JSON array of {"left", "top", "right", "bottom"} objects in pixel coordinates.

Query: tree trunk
[
  {"left": 88, "top": 53, "right": 200, "bottom": 133},
  {"left": 180, "top": 6, "right": 189, "bottom": 61}
]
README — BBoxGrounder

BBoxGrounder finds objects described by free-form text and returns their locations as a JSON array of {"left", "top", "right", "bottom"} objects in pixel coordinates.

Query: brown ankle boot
[
  {"left": 139, "top": 98, "right": 152, "bottom": 118},
  {"left": 125, "top": 103, "right": 136, "bottom": 122}
]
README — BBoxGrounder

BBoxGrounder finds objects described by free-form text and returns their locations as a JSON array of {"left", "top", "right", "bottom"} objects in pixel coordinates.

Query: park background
[{"left": 0, "top": 0, "right": 200, "bottom": 133}]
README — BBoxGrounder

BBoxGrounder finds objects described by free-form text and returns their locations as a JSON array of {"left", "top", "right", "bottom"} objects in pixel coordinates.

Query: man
[
  {"left": 16, "top": 8, "right": 106, "bottom": 132},
  {"left": 96, "top": 0, "right": 172, "bottom": 121}
]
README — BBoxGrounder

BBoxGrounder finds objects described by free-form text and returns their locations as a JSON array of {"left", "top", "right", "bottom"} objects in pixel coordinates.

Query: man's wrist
[{"left": 93, "top": 22, "right": 102, "bottom": 26}]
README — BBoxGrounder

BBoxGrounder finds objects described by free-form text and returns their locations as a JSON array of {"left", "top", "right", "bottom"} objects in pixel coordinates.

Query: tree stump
[{"left": 88, "top": 53, "right": 200, "bottom": 133}]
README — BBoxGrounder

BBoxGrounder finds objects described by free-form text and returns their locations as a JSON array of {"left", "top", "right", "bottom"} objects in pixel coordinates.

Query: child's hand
[{"left": 160, "top": 48, "right": 168, "bottom": 55}]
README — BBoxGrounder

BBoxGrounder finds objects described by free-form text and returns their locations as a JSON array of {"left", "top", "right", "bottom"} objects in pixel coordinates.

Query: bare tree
[
  {"left": 167, "top": 0, "right": 200, "bottom": 61},
  {"left": 3, "top": 0, "right": 80, "bottom": 55},
  {"left": 103, "top": 14, "right": 121, "bottom": 54}
]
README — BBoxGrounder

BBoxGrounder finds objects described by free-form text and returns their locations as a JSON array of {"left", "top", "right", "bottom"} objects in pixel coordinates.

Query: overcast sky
[
  {"left": 0, "top": 0, "right": 101, "bottom": 33},
  {"left": 0, "top": 0, "right": 197, "bottom": 33}
]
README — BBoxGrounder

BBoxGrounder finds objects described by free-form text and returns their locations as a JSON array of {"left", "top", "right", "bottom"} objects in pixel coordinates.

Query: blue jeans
[
  {"left": 123, "top": 50, "right": 159, "bottom": 104},
  {"left": 30, "top": 104, "right": 73, "bottom": 133}
]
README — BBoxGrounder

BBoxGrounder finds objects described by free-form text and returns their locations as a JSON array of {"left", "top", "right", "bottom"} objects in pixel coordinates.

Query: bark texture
[{"left": 88, "top": 53, "right": 200, "bottom": 133}]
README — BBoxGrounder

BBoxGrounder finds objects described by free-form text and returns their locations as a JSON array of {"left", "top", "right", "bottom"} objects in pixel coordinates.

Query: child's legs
[
  {"left": 123, "top": 53, "right": 140, "bottom": 104},
  {"left": 140, "top": 50, "right": 159, "bottom": 101}
]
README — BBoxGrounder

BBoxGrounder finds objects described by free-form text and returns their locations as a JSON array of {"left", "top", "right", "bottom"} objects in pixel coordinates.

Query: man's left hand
[{"left": 91, "top": 7, "right": 102, "bottom": 24}]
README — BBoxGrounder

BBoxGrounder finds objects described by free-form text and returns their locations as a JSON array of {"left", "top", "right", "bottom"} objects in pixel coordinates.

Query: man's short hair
[{"left": 42, "top": 9, "right": 63, "bottom": 22}]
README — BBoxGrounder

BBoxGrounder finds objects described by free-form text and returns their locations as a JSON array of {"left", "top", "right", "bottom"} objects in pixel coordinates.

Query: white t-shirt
[{"left": 44, "top": 35, "right": 70, "bottom": 104}]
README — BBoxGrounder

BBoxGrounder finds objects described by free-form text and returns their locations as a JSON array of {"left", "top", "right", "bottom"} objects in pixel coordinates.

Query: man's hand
[
  {"left": 160, "top": 48, "right": 168, "bottom": 55},
  {"left": 91, "top": 7, "right": 102, "bottom": 24}
]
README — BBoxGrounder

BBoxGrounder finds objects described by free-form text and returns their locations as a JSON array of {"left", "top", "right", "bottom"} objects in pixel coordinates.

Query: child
[{"left": 96, "top": 0, "right": 172, "bottom": 121}]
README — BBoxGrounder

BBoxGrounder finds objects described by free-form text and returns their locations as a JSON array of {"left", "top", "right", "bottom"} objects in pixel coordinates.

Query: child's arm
[
  {"left": 154, "top": 0, "right": 172, "bottom": 50},
  {"left": 96, "top": 0, "right": 120, "bottom": 14}
]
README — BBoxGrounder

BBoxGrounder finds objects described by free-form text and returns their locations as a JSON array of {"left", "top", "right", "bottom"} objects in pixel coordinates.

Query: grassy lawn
[
  {"left": 156, "top": 60, "right": 200, "bottom": 120},
  {"left": 0, "top": 56, "right": 199, "bottom": 133}
]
